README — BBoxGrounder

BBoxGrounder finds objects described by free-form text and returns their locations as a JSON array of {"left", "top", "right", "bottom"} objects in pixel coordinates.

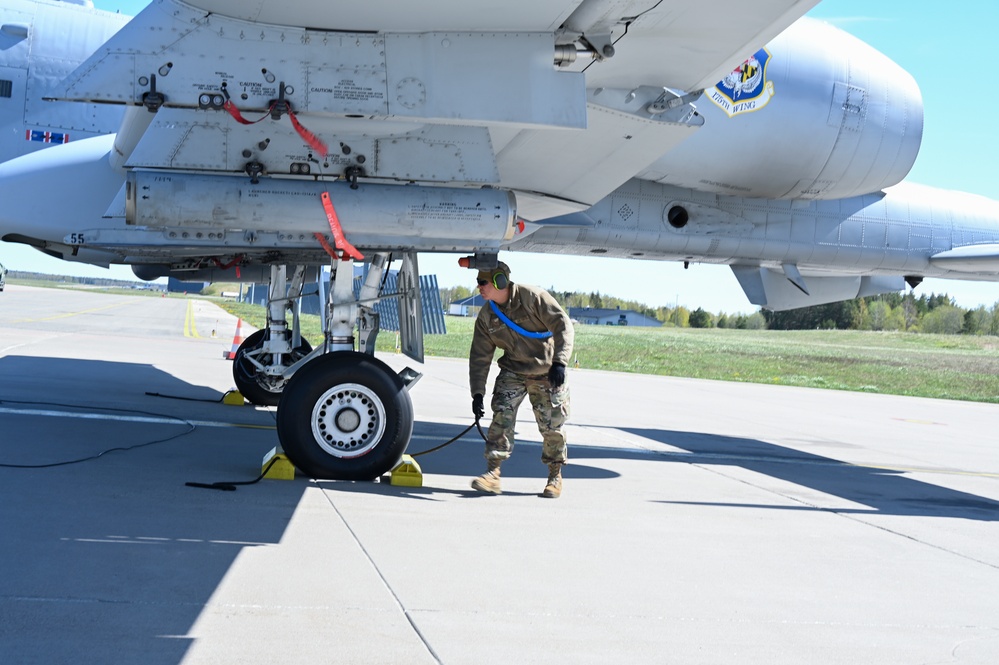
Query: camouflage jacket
[{"left": 469, "top": 282, "right": 574, "bottom": 396}]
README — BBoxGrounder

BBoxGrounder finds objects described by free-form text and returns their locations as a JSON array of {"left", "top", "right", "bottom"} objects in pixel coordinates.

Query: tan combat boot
[
  {"left": 542, "top": 463, "right": 563, "bottom": 499},
  {"left": 471, "top": 459, "right": 502, "bottom": 494}
]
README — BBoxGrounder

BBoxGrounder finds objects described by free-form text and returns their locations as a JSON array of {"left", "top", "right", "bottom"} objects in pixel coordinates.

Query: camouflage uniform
[
  {"left": 487, "top": 369, "right": 570, "bottom": 464},
  {"left": 469, "top": 282, "right": 574, "bottom": 464}
]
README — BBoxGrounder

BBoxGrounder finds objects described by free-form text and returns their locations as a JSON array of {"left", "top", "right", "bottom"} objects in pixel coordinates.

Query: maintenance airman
[{"left": 468, "top": 261, "right": 574, "bottom": 498}]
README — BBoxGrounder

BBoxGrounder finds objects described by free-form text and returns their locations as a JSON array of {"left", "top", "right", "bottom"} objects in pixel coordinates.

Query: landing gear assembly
[
  {"left": 231, "top": 266, "right": 315, "bottom": 406},
  {"left": 240, "top": 254, "right": 424, "bottom": 480},
  {"left": 233, "top": 328, "right": 312, "bottom": 406}
]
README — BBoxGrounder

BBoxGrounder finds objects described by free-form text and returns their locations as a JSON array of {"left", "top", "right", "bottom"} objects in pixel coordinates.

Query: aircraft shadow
[
  {"left": 607, "top": 427, "right": 999, "bottom": 522},
  {"left": 395, "top": 420, "right": 999, "bottom": 523},
  {"left": 0, "top": 355, "right": 304, "bottom": 665},
  {"left": 388, "top": 417, "right": 999, "bottom": 522}
]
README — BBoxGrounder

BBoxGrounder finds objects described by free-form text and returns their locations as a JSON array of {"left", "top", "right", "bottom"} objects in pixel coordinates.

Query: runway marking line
[
  {"left": 3, "top": 405, "right": 997, "bottom": 479},
  {"left": 0, "top": 406, "right": 269, "bottom": 430},
  {"left": 8, "top": 300, "right": 130, "bottom": 324},
  {"left": 892, "top": 417, "right": 947, "bottom": 426},
  {"left": 184, "top": 300, "right": 201, "bottom": 338}
]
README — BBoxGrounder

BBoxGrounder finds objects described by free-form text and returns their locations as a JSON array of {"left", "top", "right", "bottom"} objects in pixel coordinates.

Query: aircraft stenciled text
[
  {"left": 708, "top": 82, "right": 775, "bottom": 118},
  {"left": 331, "top": 80, "right": 383, "bottom": 103}
]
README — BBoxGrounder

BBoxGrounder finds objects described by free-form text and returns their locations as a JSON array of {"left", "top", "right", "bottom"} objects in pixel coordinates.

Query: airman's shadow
[{"left": 314, "top": 419, "right": 620, "bottom": 499}]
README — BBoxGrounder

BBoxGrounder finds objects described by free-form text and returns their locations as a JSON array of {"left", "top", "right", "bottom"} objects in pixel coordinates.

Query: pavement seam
[
  {"left": 695, "top": 463, "right": 999, "bottom": 572},
  {"left": 317, "top": 486, "right": 444, "bottom": 665}
]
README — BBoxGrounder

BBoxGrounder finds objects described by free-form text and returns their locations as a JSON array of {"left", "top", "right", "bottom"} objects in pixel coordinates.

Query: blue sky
[{"left": 4, "top": 0, "right": 999, "bottom": 313}]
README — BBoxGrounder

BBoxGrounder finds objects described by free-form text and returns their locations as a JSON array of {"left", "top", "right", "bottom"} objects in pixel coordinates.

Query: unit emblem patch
[{"left": 708, "top": 48, "right": 774, "bottom": 118}]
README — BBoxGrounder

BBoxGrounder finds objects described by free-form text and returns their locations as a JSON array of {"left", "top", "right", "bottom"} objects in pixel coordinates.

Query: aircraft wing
[
  {"left": 50, "top": 0, "right": 820, "bottom": 224},
  {"left": 180, "top": 0, "right": 820, "bottom": 92}
]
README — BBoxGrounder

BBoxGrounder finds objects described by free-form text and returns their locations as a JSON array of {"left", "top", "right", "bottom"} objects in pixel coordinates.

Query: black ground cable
[
  {"left": 145, "top": 390, "right": 241, "bottom": 403},
  {"left": 185, "top": 458, "right": 280, "bottom": 492},
  {"left": 408, "top": 416, "right": 488, "bottom": 458},
  {"left": 182, "top": 411, "right": 485, "bottom": 489},
  {"left": 0, "top": 398, "right": 197, "bottom": 469}
]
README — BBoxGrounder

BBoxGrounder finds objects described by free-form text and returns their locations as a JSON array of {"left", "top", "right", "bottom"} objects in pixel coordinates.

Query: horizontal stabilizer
[
  {"left": 929, "top": 245, "right": 999, "bottom": 273},
  {"left": 731, "top": 266, "right": 904, "bottom": 311}
]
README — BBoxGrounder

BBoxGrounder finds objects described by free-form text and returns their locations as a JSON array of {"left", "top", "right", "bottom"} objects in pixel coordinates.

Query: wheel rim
[{"left": 310, "top": 383, "right": 387, "bottom": 459}]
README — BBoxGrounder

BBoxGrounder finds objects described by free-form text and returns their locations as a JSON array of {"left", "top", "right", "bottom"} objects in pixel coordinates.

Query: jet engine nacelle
[
  {"left": 636, "top": 18, "right": 923, "bottom": 201},
  {"left": 125, "top": 172, "right": 516, "bottom": 252}
]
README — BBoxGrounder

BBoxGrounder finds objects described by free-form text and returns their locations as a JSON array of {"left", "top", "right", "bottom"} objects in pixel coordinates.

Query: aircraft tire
[
  {"left": 276, "top": 351, "right": 413, "bottom": 480},
  {"left": 232, "top": 329, "right": 312, "bottom": 406}
]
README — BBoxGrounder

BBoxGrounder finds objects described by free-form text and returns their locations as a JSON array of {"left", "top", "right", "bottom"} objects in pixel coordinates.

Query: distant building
[
  {"left": 167, "top": 277, "right": 206, "bottom": 294},
  {"left": 569, "top": 306, "right": 661, "bottom": 327},
  {"left": 449, "top": 293, "right": 485, "bottom": 317}
]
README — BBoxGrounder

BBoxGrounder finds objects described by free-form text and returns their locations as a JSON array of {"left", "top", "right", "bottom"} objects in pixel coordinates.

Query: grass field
[
  {"left": 215, "top": 301, "right": 999, "bottom": 404},
  {"left": 12, "top": 278, "right": 998, "bottom": 403}
]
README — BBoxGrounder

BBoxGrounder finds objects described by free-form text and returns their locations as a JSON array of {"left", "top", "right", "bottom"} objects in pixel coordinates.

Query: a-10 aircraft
[{"left": 3, "top": 0, "right": 999, "bottom": 480}]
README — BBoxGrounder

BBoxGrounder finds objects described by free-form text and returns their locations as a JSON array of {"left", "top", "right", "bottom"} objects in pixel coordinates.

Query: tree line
[
  {"left": 441, "top": 285, "right": 999, "bottom": 335},
  {"left": 760, "top": 291, "right": 999, "bottom": 335}
]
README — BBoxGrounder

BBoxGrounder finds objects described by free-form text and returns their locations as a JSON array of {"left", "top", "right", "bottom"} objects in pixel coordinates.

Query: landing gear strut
[
  {"left": 232, "top": 329, "right": 312, "bottom": 406},
  {"left": 231, "top": 266, "right": 314, "bottom": 406}
]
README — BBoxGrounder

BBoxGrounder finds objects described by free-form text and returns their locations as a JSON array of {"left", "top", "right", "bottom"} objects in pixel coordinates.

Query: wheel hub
[
  {"left": 335, "top": 407, "right": 361, "bottom": 433},
  {"left": 311, "top": 383, "right": 386, "bottom": 458}
]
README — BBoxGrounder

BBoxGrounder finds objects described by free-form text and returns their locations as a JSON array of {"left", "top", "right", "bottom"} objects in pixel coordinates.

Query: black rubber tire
[
  {"left": 276, "top": 351, "right": 413, "bottom": 480},
  {"left": 232, "top": 329, "right": 313, "bottom": 406}
]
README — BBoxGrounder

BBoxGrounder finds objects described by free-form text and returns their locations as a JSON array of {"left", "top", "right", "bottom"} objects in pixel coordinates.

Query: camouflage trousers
[{"left": 485, "top": 368, "right": 569, "bottom": 465}]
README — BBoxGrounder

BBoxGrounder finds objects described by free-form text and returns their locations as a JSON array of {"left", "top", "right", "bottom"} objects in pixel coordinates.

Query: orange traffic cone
[{"left": 226, "top": 318, "right": 245, "bottom": 359}]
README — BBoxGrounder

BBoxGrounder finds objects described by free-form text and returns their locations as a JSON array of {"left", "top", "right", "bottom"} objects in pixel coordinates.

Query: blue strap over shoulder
[{"left": 489, "top": 301, "right": 553, "bottom": 339}]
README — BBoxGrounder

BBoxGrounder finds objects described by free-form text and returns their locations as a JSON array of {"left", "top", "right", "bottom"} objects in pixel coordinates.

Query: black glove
[
  {"left": 548, "top": 362, "right": 566, "bottom": 389},
  {"left": 472, "top": 394, "right": 485, "bottom": 419}
]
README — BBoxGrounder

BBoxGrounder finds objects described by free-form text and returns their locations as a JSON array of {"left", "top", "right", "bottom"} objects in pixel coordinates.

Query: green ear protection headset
[{"left": 491, "top": 270, "right": 509, "bottom": 290}]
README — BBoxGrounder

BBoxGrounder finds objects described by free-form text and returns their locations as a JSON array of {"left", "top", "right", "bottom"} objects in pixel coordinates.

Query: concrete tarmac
[{"left": 1, "top": 284, "right": 997, "bottom": 664}]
